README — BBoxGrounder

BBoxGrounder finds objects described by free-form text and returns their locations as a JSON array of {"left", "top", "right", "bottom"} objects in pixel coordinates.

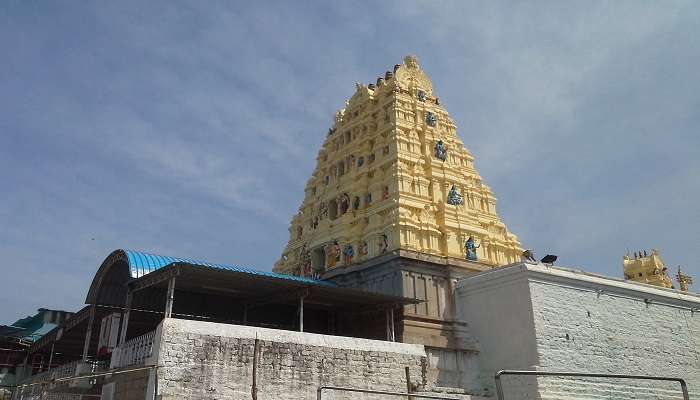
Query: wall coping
[
  {"left": 456, "top": 262, "right": 700, "bottom": 308},
  {"left": 161, "top": 318, "right": 426, "bottom": 356}
]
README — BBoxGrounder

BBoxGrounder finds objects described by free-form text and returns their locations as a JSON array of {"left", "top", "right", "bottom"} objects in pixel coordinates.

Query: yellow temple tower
[
  {"left": 274, "top": 55, "right": 522, "bottom": 277},
  {"left": 623, "top": 249, "right": 674, "bottom": 289}
]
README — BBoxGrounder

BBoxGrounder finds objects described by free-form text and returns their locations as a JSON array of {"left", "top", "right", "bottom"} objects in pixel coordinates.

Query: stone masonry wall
[
  {"left": 529, "top": 280, "right": 700, "bottom": 400},
  {"left": 154, "top": 318, "right": 428, "bottom": 400}
]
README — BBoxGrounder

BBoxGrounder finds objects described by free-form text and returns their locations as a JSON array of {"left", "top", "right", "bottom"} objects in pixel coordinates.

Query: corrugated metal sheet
[{"left": 124, "top": 249, "right": 336, "bottom": 287}]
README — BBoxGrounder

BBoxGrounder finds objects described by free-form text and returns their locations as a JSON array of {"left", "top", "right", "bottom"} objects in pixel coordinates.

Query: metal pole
[
  {"left": 119, "top": 291, "right": 133, "bottom": 345},
  {"left": 494, "top": 370, "right": 690, "bottom": 400},
  {"left": 47, "top": 342, "right": 55, "bottom": 372},
  {"left": 251, "top": 337, "right": 259, "bottom": 400},
  {"left": 81, "top": 305, "right": 96, "bottom": 361},
  {"left": 494, "top": 372, "right": 504, "bottom": 400},
  {"left": 386, "top": 309, "right": 391, "bottom": 341},
  {"left": 390, "top": 308, "right": 396, "bottom": 342},
  {"left": 299, "top": 297, "right": 304, "bottom": 332},
  {"left": 317, "top": 386, "right": 458, "bottom": 400},
  {"left": 154, "top": 365, "right": 159, "bottom": 400},
  {"left": 164, "top": 277, "right": 176, "bottom": 318}
]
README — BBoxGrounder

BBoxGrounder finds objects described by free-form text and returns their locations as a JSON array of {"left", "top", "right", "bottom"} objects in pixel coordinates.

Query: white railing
[
  {"left": 49, "top": 360, "right": 80, "bottom": 381},
  {"left": 110, "top": 331, "right": 156, "bottom": 369}
]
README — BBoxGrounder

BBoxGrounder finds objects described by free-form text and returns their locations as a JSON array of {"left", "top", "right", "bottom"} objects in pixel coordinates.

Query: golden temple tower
[
  {"left": 623, "top": 249, "right": 674, "bottom": 289},
  {"left": 274, "top": 56, "right": 522, "bottom": 276}
]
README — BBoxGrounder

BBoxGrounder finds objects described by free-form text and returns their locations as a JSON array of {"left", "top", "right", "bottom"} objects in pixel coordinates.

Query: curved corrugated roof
[
  {"left": 124, "top": 249, "right": 335, "bottom": 286},
  {"left": 87, "top": 249, "right": 336, "bottom": 306}
]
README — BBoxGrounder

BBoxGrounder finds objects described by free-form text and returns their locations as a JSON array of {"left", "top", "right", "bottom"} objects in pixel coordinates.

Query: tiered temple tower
[
  {"left": 623, "top": 249, "right": 674, "bottom": 288},
  {"left": 274, "top": 55, "right": 522, "bottom": 277}
]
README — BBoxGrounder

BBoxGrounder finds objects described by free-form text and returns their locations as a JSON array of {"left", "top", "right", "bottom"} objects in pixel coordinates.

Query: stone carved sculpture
[
  {"left": 359, "top": 241, "right": 368, "bottom": 257},
  {"left": 340, "top": 193, "right": 350, "bottom": 214},
  {"left": 417, "top": 89, "right": 426, "bottom": 102},
  {"left": 434, "top": 140, "right": 447, "bottom": 161},
  {"left": 325, "top": 241, "right": 341, "bottom": 268},
  {"left": 298, "top": 245, "right": 312, "bottom": 277},
  {"left": 343, "top": 245, "right": 354, "bottom": 265},
  {"left": 447, "top": 185, "right": 464, "bottom": 206},
  {"left": 426, "top": 111, "right": 437, "bottom": 127},
  {"left": 352, "top": 196, "right": 360, "bottom": 210},
  {"left": 379, "top": 234, "right": 389, "bottom": 254},
  {"left": 404, "top": 55, "right": 419, "bottom": 69},
  {"left": 465, "top": 236, "right": 480, "bottom": 261}
]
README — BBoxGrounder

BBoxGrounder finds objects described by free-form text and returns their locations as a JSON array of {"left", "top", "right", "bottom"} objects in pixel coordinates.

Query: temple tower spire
[{"left": 274, "top": 56, "right": 522, "bottom": 276}]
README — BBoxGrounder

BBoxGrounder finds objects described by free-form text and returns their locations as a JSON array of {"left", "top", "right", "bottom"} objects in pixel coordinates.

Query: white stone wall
[
  {"left": 456, "top": 263, "right": 700, "bottom": 400},
  {"left": 152, "top": 319, "right": 428, "bottom": 400}
]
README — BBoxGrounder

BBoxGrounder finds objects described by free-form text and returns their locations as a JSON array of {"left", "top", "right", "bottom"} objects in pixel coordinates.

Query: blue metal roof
[{"left": 124, "top": 249, "right": 336, "bottom": 286}]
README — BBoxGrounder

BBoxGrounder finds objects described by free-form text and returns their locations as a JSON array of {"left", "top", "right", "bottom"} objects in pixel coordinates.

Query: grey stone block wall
[{"left": 153, "top": 319, "right": 428, "bottom": 400}]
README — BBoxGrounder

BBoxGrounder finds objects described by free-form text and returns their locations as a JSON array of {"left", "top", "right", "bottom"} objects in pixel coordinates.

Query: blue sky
[{"left": 1, "top": 1, "right": 699, "bottom": 323}]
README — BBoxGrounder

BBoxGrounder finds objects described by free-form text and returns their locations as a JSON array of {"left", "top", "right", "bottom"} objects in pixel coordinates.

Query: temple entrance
[{"left": 311, "top": 246, "right": 326, "bottom": 272}]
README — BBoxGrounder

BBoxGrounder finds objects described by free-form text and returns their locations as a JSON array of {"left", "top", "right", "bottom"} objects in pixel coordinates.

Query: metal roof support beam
[
  {"left": 118, "top": 290, "right": 133, "bottom": 345},
  {"left": 299, "top": 296, "right": 305, "bottom": 332},
  {"left": 81, "top": 305, "right": 96, "bottom": 361},
  {"left": 385, "top": 308, "right": 395, "bottom": 342},
  {"left": 130, "top": 268, "right": 178, "bottom": 293},
  {"left": 164, "top": 276, "right": 176, "bottom": 319}
]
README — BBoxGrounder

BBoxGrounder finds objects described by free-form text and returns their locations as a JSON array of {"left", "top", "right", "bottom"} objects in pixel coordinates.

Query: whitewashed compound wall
[
  {"left": 149, "top": 319, "right": 428, "bottom": 400},
  {"left": 456, "top": 263, "right": 700, "bottom": 400}
]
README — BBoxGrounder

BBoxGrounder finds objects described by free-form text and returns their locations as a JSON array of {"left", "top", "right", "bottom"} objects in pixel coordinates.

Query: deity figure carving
[
  {"left": 379, "top": 234, "right": 389, "bottom": 254},
  {"left": 382, "top": 186, "right": 389, "bottom": 200},
  {"left": 319, "top": 201, "right": 328, "bottom": 219},
  {"left": 447, "top": 185, "right": 464, "bottom": 206},
  {"left": 417, "top": 89, "right": 426, "bottom": 102},
  {"left": 426, "top": 112, "right": 437, "bottom": 127},
  {"left": 383, "top": 145, "right": 390, "bottom": 155},
  {"left": 352, "top": 196, "right": 360, "bottom": 210},
  {"left": 340, "top": 193, "right": 350, "bottom": 214},
  {"left": 298, "top": 245, "right": 312, "bottom": 277},
  {"left": 464, "top": 236, "right": 480, "bottom": 261},
  {"left": 311, "top": 217, "right": 319, "bottom": 230},
  {"left": 343, "top": 245, "right": 354, "bottom": 265},
  {"left": 434, "top": 140, "right": 448, "bottom": 161},
  {"left": 404, "top": 55, "right": 419, "bottom": 69},
  {"left": 325, "top": 241, "right": 341, "bottom": 269},
  {"left": 359, "top": 241, "right": 368, "bottom": 257},
  {"left": 296, "top": 225, "right": 303, "bottom": 239}
]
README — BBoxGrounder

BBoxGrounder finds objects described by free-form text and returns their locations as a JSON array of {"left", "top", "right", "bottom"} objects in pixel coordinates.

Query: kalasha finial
[{"left": 404, "top": 55, "right": 419, "bottom": 70}]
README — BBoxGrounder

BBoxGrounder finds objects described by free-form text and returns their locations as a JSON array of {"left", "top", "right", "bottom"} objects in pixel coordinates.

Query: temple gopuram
[
  {"left": 274, "top": 55, "right": 522, "bottom": 277},
  {"left": 623, "top": 249, "right": 694, "bottom": 292}
]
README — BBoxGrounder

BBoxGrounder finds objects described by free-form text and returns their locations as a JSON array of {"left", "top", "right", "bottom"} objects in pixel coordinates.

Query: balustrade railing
[{"left": 110, "top": 330, "right": 156, "bottom": 369}]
